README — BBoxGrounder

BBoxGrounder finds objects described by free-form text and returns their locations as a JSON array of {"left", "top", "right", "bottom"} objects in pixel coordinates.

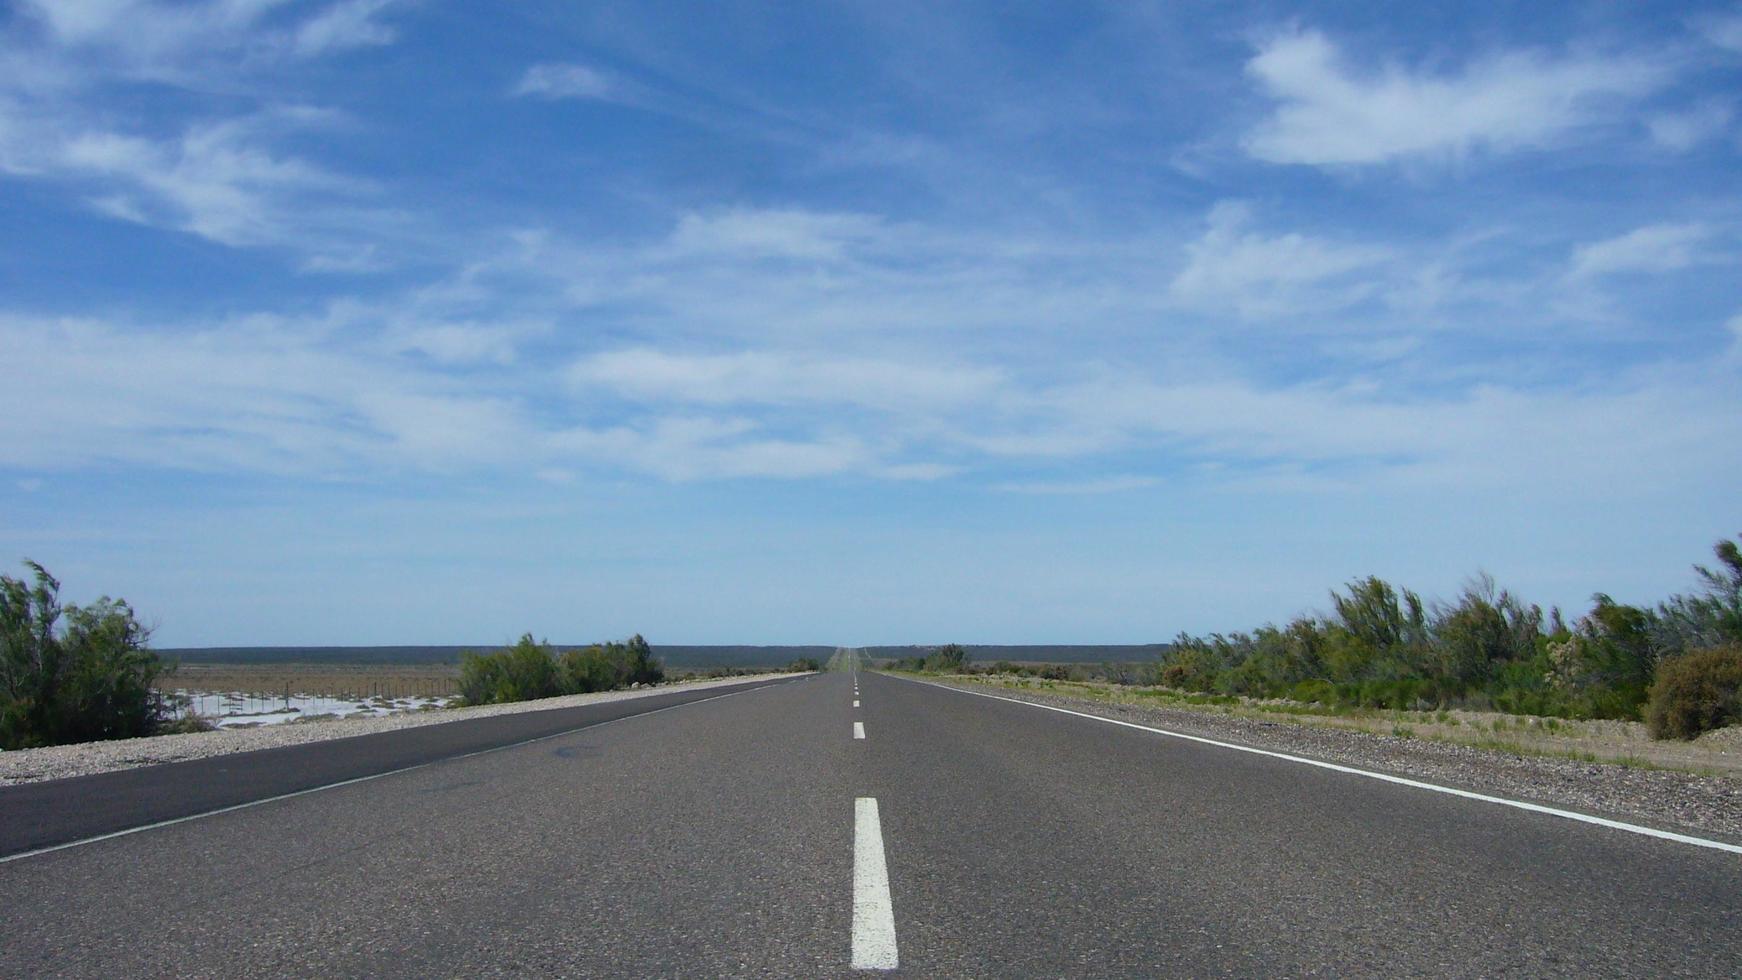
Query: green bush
[
  {"left": 1645, "top": 646, "right": 1742, "bottom": 740},
  {"left": 461, "top": 633, "right": 665, "bottom": 705},
  {"left": 924, "top": 644, "right": 970, "bottom": 673},
  {"left": 0, "top": 561, "right": 167, "bottom": 749},
  {"left": 459, "top": 634, "right": 559, "bottom": 704}
]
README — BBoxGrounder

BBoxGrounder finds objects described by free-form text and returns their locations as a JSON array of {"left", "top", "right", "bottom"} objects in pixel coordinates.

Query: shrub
[
  {"left": 924, "top": 644, "right": 970, "bottom": 673},
  {"left": 1646, "top": 646, "right": 1742, "bottom": 740},
  {"left": 0, "top": 561, "right": 167, "bottom": 749},
  {"left": 459, "top": 634, "right": 559, "bottom": 705},
  {"left": 462, "top": 633, "right": 665, "bottom": 705},
  {"left": 1657, "top": 535, "right": 1742, "bottom": 651}
]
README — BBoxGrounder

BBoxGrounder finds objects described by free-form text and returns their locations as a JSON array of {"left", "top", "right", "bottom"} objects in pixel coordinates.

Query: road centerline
[{"left": 852, "top": 797, "right": 899, "bottom": 971}]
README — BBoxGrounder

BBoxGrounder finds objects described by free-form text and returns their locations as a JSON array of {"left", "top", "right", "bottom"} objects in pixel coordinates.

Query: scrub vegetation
[
  {"left": 457, "top": 633, "right": 666, "bottom": 705},
  {"left": 887, "top": 644, "right": 970, "bottom": 673},
  {"left": 0, "top": 561, "right": 192, "bottom": 749},
  {"left": 904, "top": 535, "right": 1742, "bottom": 741}
]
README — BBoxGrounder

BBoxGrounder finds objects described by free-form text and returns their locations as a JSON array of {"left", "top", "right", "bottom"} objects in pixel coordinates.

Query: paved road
[
  {"left": 3, "top": 663, "right": 1740, "bottom": 976},
  {"left": 0, "top": 675, "right": 810, "bottom": 856}
]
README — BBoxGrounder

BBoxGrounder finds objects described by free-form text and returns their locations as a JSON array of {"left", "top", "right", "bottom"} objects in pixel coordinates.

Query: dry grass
[
  {"left": 157, "top": 663, "right": 461, "bottom": 700},
  {"left": 950, "top": 673, "right": 1742, "bottom": 778}
]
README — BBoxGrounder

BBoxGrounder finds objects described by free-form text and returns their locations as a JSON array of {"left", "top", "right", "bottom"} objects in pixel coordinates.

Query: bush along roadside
[
  {"left": 0, "top": 561, "right": 197, "bottom": 749},
  {"left": 1154, "top": 536, "right": 1742, "bottom": 738},
  {"left": 905, "top": 535, "right": 1742, "bottom": 742},
  {"left": 458, "top": 633, "right": 666, "bottom": 706}
]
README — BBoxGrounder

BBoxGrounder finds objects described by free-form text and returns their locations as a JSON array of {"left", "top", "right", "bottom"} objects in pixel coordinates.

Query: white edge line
[
  {"left": 852, "top": 796, "right": 899, "bottom": 970},
  {"left": 897, "top": 675, "right": 1742, "bottom": 856},
  {"left": 0, "top": 681, "right": 790, "bottom": 866}
]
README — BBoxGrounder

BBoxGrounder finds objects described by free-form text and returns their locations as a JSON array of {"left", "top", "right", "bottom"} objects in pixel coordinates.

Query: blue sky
[{"left": 2, "top": 1, "right": 1739, "bottom": 647}]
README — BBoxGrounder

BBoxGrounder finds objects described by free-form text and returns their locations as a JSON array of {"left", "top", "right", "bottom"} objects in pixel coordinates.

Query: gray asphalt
[
  {"left": 2, "top": 666, "right": 1739, "bottom": 977},
  {"left": 0, "top": 675, "right": 811, "bottom": 855}
]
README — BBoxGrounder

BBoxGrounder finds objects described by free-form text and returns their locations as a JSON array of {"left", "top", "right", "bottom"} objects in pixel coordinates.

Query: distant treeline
[
  {"left": 161, "top": 643, "right": 1168, "bottom": 668},
  {"left": 161, "top": 644, "right": 837, "bottom": 669},
  {"left": 863, "top": 644, "right": 1171, "bottom": 665}
]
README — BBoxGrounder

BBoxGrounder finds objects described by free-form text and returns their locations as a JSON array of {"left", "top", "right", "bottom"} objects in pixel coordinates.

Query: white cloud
[
  {"left": 17, "top": 1, "right": 397, "bottom": 79},
  {"left": 1567, "top": 223, "right": 1714, "bottom": 279},
  {"left": 352, "top": 391, "right": 526, "bottom": 467},
  {"left": 2, "top": 302, "right": 1738, "bottom": 499},
  {"left": 1697, "top": 10, "right": 1742, "bottom": 53},
  {"left": 0, "top": 105, "right": 369, "bottom": 248},
  {"left": 514, "top": 63, "right": 619, "bottom": 101},
  {"left": 548, "top": 418, "right": 871, "bottom": 481},
  {"left": 291, "top": 0, "right": 398, "bottom": 58},
  {"left": 1242, "top": 29, "right": 1666, "bottom": 165},
  {"left": 0, "top": 3, "right": 403, "bottom": 255},
  {"left": 1169, "top": 201, "right": 1391, "bottom": 317},
  {"left": 571, "top": 348, "right": 1002, "bottom": 413},
  {"left": 1646, "top": 101, "right": 1734, "bottom": 152},
  {"left": 381, "top": 321, "right": 532, "bottom": 366},
  {"left": 666, "top": 208, "right": 886, "bottom": 262}
]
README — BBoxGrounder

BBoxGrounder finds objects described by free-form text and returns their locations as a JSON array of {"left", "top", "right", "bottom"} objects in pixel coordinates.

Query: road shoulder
[{"left": 900, "top": 672, "right": 1742, "bottom": 843}]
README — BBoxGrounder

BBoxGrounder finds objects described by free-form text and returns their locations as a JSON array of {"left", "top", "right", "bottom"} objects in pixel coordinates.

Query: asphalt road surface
[{"left": 3, "top": 662, "right": 1739, "bottom": 977}]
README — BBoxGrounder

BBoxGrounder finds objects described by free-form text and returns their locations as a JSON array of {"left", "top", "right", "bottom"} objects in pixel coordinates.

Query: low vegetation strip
[
  {"left": 891, "top": 534, "right": 1742, "bottom": 741},
  {"left": 1143, "top": 535, "right": 1742, "bottom": 736},
  {"left": 2, "top": 559, "right": 825, "bottom": 749},
  {"left": 909, "top": 672, "right": 1742, "bottom": 842}
]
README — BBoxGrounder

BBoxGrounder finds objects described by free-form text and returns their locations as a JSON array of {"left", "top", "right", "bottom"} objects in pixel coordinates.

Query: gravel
[
  {"left": 0, "top": 673, "right": 805, "bottom": 786},
  {"left": 925, "top": 676, "right": 1742, "bottom": 842}
]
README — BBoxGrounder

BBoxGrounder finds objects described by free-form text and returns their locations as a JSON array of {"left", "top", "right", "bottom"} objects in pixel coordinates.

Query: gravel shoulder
[
  {"left": 914, "top": 673, "right": 1742, "bottom": 843},
  {"left": 0, "top": 672, "right": 805, "bottom": 786}
]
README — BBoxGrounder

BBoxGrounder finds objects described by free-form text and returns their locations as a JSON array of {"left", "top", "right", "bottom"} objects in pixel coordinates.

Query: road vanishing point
[{"left": 3, "top": 652, "right": 1740, "bottom": 977}]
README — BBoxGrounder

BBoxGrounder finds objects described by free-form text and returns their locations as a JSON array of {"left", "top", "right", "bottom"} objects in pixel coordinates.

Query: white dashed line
[
  {"left": 852, "top": 797, "right": 899, "bottom": 970},
  {"left": 853, "top": 721, "right": 866, "bottom": 739},
  {"left": 853, "top": 699, "right": 860, "bottom": 708}
]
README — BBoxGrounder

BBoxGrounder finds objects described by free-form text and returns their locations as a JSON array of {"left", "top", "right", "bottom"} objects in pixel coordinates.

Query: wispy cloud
[
  {"left": 1169, "top": 201, "right": 1391, "bottom": 317},
  {"left": 291, "top": 0, "right": 399, "bottom": 58},
  {"left": 15, "top": 0, "right": 402, "bottom": 80},
  {"left": 1646, "top": 100, "right": 1734, "bottom": 152},
  {"left": 6, "top": 301, "right": 1734, "bottom": 500},
  {"left": 1567, "top": 223, "right": 1717, "bottom": 279},
  {"left": 0, "top": 3, "right": 406, "bottom": 256},
  {"left": 1696, "top": 9, "right": 1742, "bottom": 53},
  {"left": 0, "top": 106, "right": 372, "bottom": 249},
  {"left": 513, "top": 62, "right": 620, "bottom": 101},
  {"left": 571, "top": 348, "right": 1003, "bottom": 413},
  {"left": 1242, "top": 29, "right": 1666, "bottom": 165}
]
